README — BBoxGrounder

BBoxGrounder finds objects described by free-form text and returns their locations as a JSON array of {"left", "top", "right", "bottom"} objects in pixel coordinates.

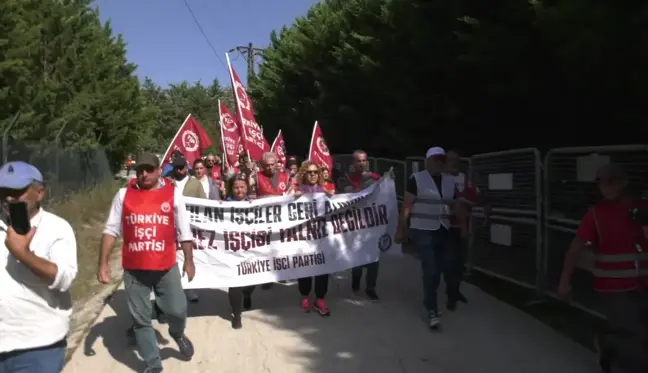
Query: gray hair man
[{"left": 256, "top": 152, "right": 290, "bottom": 198}]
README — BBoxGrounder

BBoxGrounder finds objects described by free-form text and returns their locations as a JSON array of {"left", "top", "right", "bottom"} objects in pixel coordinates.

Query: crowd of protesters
[{"left": 4, "top": 144, "right": 646, "bottom": 373}]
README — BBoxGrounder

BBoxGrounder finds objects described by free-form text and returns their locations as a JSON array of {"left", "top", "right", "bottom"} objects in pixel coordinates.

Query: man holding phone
[
  {"left": 0, "top": 161, "right": 78, "bottom": 373},
  {"left": 98, "top": 153, "right": 196, "bottom": 373}
]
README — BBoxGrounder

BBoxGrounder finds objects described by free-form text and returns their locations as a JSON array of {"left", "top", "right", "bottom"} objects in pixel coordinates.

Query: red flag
[
  {"left": 226, "top": 54, "right": 270, "bottom": 161},
  {"left": 218, "top": 100, "right": 241, "bottom": 167},
  {"left": 161, "top": 114, "right": 213, "bottom": 167},
  {"left": 307, "top": 121, "right": 333, "bottom": 170},
  {"left": 270, "top": 130, "right": 287, "bottom": 165}
]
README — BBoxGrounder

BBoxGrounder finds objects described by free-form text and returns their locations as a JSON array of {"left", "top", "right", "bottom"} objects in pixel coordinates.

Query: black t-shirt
[{"left": 406, "top": 173, "right": 451, "bottom": 198}]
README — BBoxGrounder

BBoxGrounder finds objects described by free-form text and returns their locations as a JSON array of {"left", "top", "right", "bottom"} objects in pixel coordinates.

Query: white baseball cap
[{"left": 425, "top": 147, "right": 446, "bottom": 158}]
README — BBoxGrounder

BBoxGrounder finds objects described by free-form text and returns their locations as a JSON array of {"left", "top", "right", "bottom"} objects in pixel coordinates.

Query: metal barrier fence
[
  {"left": 334, "top": 144, "right": 648, "bottom": 318},
  {"left": 543, "top": 145, "right": 648, "bottom": 317},
  {"left": 0, "top": 139, "right": 113, "bottom": 200},
  {"left": 469, "top": 149, "right": 542, "bottom": 291}
]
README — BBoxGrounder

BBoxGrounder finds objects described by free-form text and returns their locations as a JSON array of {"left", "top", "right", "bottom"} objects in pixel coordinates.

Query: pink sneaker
[
  {"left": 313, "top": 298, "right": 330, "bottom": 316},
  {"left": 300, "top": 297, "right": 311, "bottom": 312}
]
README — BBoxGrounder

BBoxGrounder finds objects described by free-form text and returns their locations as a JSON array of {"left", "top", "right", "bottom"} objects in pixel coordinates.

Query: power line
[{"left": 181, "top": 0, "right": 228, "bottom": 71}]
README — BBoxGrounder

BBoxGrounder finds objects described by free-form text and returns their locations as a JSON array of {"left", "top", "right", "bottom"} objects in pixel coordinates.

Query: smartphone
[{"left": 9, "top": 201, "right": 30, "bottom": 235}]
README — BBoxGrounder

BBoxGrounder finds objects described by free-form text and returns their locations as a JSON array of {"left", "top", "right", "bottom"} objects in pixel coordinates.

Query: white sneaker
[{"left": 428, "top": 311, "right": 440, "bottom": 328}]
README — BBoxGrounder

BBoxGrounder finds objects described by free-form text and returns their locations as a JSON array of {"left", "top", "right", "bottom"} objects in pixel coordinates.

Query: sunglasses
[
  {"left": 306, "top": 170, "right": 319, "bottom": 175},
  {"left": 0, "top": 186, "right": 29, "bottom": 200}
]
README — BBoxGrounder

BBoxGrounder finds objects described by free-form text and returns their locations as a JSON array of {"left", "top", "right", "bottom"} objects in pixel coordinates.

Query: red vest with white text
[
  {"left": 257, "top": 171, "right": 289, "bottom": 196},
  {"left": 121, "top": 179, "right": 177, "bottom": 271}
]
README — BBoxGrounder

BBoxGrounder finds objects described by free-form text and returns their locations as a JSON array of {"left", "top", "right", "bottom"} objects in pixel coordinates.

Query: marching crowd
[
  {"left": 99, "top": 146, "right": 485, "bottom": 373},
  {"left": 0, "top": 147, "right": 646, "bottom": 373}
]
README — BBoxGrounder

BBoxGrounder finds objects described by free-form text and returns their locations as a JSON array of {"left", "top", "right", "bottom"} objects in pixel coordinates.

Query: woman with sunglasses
[
  {"left": 225, "top": 175, "right": 257, "bottom": 329},
  {"left": 292, "top": 161, "right": 334, "bottom": 316}
]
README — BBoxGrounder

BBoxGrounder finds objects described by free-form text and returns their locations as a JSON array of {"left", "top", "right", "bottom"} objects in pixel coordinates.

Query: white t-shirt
[
  {"left": 0, "top": 209, "right": 77, "bottom": 352},
  {"left": 199, "top": 176, "right": 210, "bottom": 196}
]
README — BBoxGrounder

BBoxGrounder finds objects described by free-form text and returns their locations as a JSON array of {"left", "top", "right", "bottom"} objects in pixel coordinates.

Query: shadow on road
[{"left": 74, "top": 254, "right": 595, "bottom": 373}]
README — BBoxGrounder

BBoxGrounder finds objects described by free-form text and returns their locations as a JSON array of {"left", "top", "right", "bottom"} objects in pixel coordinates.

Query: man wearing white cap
[
  {"left": 0, "top": 161, "right": 78, "bottom": 372},
  {"left": 395, "top": 147, "right": 463, "bottom": 329}
]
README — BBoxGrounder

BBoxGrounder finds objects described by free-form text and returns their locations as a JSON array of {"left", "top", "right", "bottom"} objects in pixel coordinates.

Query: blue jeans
[
  {"left": 124, "top": 265, "right": 187, "bottom": 370},
  {"left": 410, "top": 227, "right": 456, "bottom": 312},
  {"left": 0, "top": 339, "right": 66, "bottom": 373}
]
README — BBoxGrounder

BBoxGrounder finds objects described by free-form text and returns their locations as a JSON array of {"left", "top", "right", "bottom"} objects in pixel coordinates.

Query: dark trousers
[
  {"left": 599, "top": 291, "right": 648, "bottom": 373},
  {"left": 298, "top": 274, "right": 329, "bottom": 298},
  {"left": 410, "top": 227, "right": 456, "bottom": 312},
  {"left": 0, "top": 340, "right": 66, "bottom": 373},
  {"left": 446, "top": 228, "right": 466, "bottom": 298},
  {"left": 124, "top": 265, "right": 187, "bottom": 370},
  {"left": 228, "top": 286, "right": 256, "bottom": 315},
  {"left": 351, "top": 262, "right": 379, "bottom": 291}
]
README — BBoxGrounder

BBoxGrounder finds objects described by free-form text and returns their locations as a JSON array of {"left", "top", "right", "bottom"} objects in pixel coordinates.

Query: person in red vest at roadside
[
  {"left": 97, "top": 152, "right": 196, "bottom": 373},
  {"left": 336, "top": 150, "right": 381, "bottom": 300},
  {"left": 558, "top": 163, "right": 648, "bottom": 373}
]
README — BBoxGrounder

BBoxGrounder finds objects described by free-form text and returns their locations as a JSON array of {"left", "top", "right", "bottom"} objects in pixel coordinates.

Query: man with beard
[
  {"left": 336, "top": 150, "right": 381, "bottom": 300},
  {"left": 204, "top": 154, "right": 222, "bottom": 181},
  {"left": 100, "top": 153, "right": 196, "bottom": 372}
]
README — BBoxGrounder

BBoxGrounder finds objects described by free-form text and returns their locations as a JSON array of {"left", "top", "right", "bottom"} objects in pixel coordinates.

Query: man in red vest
[
  {"left": 558, "top": 164, "right": 648, "bottom": 373},
  {"left": 205, "top": 153, "right": 222, "bottom": 181},
  {"left": 255, "top": 152, "right": 289, "bottom": 290},
  {"left": 256, "top": 152, "right": 289, "bottom": 198},
  {"left": 97, "top": 153, "right": 196, "bottom": 373},
  {"left": 336, "top": 150, "right": 381, "bottom": 300}
]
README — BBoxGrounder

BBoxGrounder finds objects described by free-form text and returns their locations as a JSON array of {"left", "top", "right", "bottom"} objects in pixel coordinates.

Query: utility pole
[{"left": 228, "top": 43, "right": 265, "bottom": 81}]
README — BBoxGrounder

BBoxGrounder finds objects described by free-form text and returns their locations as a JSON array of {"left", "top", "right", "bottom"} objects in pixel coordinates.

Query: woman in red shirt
[{"left": 320, "top": 165, "right": 336, "bottom": 194}]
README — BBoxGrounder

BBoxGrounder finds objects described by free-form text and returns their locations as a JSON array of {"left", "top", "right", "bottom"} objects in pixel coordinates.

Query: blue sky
[{"left": 94, "top": 0, "right": 320, "bottom": 87}]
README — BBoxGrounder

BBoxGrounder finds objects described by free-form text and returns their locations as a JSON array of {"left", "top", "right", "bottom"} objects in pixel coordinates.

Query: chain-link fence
[{"left": 0, "top": 138, "right": 112, "bottom": 200}]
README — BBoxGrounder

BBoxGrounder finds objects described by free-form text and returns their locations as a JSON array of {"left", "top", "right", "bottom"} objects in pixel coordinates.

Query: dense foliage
[
  {"left": 0, "top": 0, "right": 232, "bottom": 169},
  {"left": 4, "top": 0, "right": 646, "bottom": 169},
  {"left": 251, "top": 0, "right": 648, "bottom": 157}
]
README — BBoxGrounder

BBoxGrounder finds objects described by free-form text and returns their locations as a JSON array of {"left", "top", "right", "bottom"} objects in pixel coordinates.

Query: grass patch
[{"left": 47, "top": 180, "right": 123, "bottom": 302}]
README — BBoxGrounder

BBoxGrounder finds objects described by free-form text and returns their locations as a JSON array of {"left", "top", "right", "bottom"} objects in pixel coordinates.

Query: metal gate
[
  {"left": 543, "top": 145, "right": 648, "bottom": 316},
  {"left": 375, "top": 158, "right": 406, "bottom": 199},
  {"left": 468, "top": 148, "right": 542, "bottom": 289}
]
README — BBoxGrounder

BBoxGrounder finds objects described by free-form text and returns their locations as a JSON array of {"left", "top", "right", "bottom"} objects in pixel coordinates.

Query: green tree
[
  {"left": 251, "top": 0, "right": 648, "bottom": 156},
  {"left": 139, "top": 78, "right": 237, "bottom": 155},
  {"left": 0, "top": 0, "right": 153, "bottom": 168}
]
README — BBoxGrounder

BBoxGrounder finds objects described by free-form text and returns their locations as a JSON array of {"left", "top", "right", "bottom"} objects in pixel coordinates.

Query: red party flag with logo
[
  {"left": 270, "top": 130, "right": 287, "bottom": 165},
  {"left": 218, "top": 100, "right": 242, "bottom": 167},
  {"left": 161, "top": 114, "right": 213, "bottom": 167},
  {"left": 226, "top": 53, "right": 270, "bottom": 161},
  {"left": 307, "top": 121, "right": 333, "bottom": 170}
]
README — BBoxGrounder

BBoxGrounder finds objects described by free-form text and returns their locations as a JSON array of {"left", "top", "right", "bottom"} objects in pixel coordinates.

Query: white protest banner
[{"left": 177, "top": 177, "right": 401, "bottom": 289}]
